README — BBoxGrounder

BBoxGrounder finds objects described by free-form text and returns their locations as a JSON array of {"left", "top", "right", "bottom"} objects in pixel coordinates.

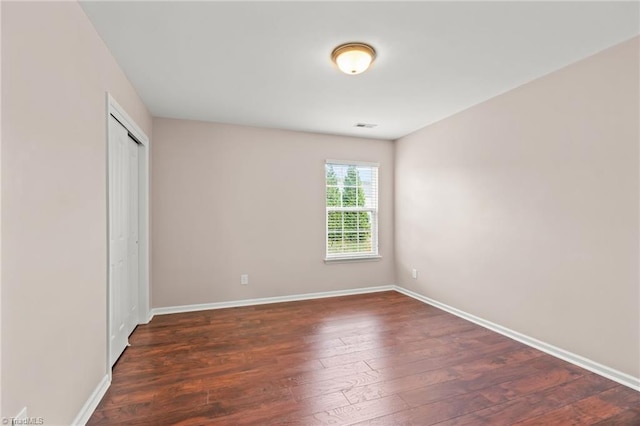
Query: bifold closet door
[{"left": 108, "top": 115, "right": 139, "bottom": 366}]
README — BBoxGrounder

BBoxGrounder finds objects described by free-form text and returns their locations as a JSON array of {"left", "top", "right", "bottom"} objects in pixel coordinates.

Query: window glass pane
[
  {"left": 328, "top": 211, "right": 343, "bottom": 231},
  {"left": 343, "top": 211, "right": 357, "bottom": 229},
  {"left": 358, "top": 232, "right": 371, "bottom": 252},
  {"left": 343, "top": 233, "right": 358, "bottom": 253},
  {"left": 327, "top": 236, "right": 343, "bottom": 254},
  {"left": 325, "top": 164, "right": 342, "bottom": 207},
  {"left": 358, "top": 211, "right": 371, "bottom": 234},
  {"left": 342, "top": 166, "right": 360, "bottom": 207},
  {"left": 360, "top": 181, "right": 374, "bottom": 208},
  {"left": 326, "top": 186, "right": 341, "bottom": 207}
]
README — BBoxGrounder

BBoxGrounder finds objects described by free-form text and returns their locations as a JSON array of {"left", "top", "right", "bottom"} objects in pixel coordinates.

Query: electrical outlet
[
  {"left": 411, "top": 269, "right": 418, "bottom": 279},
  {"left": 240, "top": 274, "right": 249, "bottom": 285}
]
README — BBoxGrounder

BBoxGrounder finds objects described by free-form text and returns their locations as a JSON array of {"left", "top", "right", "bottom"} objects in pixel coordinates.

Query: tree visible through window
[{"left": 326, "top": 162, "right": 378, "bottom": 259}]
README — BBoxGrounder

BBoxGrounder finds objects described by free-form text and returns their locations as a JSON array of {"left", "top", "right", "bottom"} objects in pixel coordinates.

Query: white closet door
[
  {"left": 127, "top": 134, "right": 139, "bottom": 336},
  {"left": 109, "top": 116, "right": 139, "bottom": 366}
]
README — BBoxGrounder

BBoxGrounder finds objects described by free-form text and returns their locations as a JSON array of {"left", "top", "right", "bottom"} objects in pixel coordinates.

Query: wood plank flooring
[{"left": 88, "top": 291, "right": 640, "bottom": 425}]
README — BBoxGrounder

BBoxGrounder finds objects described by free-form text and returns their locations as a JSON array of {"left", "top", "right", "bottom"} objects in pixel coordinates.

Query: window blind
[{"left": 325, "top": 161, "right": 379, "bottom": 259}]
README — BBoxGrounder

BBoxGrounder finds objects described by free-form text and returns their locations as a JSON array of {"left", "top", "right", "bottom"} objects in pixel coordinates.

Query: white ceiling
[{"left": 80, "top": 1, "right": 639, "bottom": 140}]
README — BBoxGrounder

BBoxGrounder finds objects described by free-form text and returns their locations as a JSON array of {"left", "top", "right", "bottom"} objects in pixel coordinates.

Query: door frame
[{"left": 106, "top": 93, "right": 150, "bottom": 376}]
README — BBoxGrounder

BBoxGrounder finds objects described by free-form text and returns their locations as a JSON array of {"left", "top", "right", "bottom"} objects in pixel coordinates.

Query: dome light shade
[{"left": 331, "top": 43, "right": 376, "bottom": 75}]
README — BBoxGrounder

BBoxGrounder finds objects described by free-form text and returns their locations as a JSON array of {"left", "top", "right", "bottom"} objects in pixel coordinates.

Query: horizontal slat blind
[{"left": 325, "top": 161, "right": 379, "bottom": 259}]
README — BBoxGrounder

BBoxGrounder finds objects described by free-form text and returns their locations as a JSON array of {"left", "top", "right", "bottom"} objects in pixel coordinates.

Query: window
[{"left": 325, "top": 160, "right": 379, "bottom": 260}]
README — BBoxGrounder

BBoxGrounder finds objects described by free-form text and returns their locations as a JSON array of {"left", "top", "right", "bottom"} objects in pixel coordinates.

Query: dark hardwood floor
[{"left": 88, "top": 291, "right": 639, "bottom": 425}]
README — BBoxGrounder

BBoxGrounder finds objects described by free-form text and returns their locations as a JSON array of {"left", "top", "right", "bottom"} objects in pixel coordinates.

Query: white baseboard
[
  {"left": 394, "top": 285, "right": 640, "bottom": 392},
  {"left": 71, "top": 374, "right": 110, "bottom": 426},
  {"left": 149, "top": 285, "right": 395, "bottom": 318}
]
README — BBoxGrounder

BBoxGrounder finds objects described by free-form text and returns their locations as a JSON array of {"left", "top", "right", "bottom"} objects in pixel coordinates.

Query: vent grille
[{"left": 354, "top": 123, "right": 378, "bottom": 128}]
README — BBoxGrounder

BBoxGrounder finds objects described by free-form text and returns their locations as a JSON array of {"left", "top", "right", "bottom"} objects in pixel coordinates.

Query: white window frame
[{"left": 324, "top": 160, "right": 380, "bottom": 262}]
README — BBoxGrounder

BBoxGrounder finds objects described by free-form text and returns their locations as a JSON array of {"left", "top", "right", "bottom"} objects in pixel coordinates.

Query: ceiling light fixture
[{"left": 331, "top": 42, "right": 376, "bottom": 75}]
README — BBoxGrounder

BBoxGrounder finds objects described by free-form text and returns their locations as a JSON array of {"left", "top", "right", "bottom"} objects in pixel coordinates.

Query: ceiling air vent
[{"left": 354, "top": 123, "right": 378, "bottom": 128}]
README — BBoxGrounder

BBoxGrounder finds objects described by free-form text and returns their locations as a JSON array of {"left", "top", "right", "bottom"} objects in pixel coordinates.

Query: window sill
[{"left": 324, "top": 255, "right": 382, "bottom": 264}]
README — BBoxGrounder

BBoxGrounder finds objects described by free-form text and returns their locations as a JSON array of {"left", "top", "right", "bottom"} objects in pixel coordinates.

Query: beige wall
[
  {"left": 2, "top": 2, "right": 151, "bottom": 423},
  {"left": 395, "top": 37, "right": 639, "bottom": 378},
  {"left": 152, "top": 118, "right": 395, "bottom": 308}
]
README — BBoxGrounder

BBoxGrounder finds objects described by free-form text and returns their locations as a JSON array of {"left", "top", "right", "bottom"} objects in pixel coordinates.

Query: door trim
[{"left": 106, "top": 93, "right": 150, "bottom": 376}]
